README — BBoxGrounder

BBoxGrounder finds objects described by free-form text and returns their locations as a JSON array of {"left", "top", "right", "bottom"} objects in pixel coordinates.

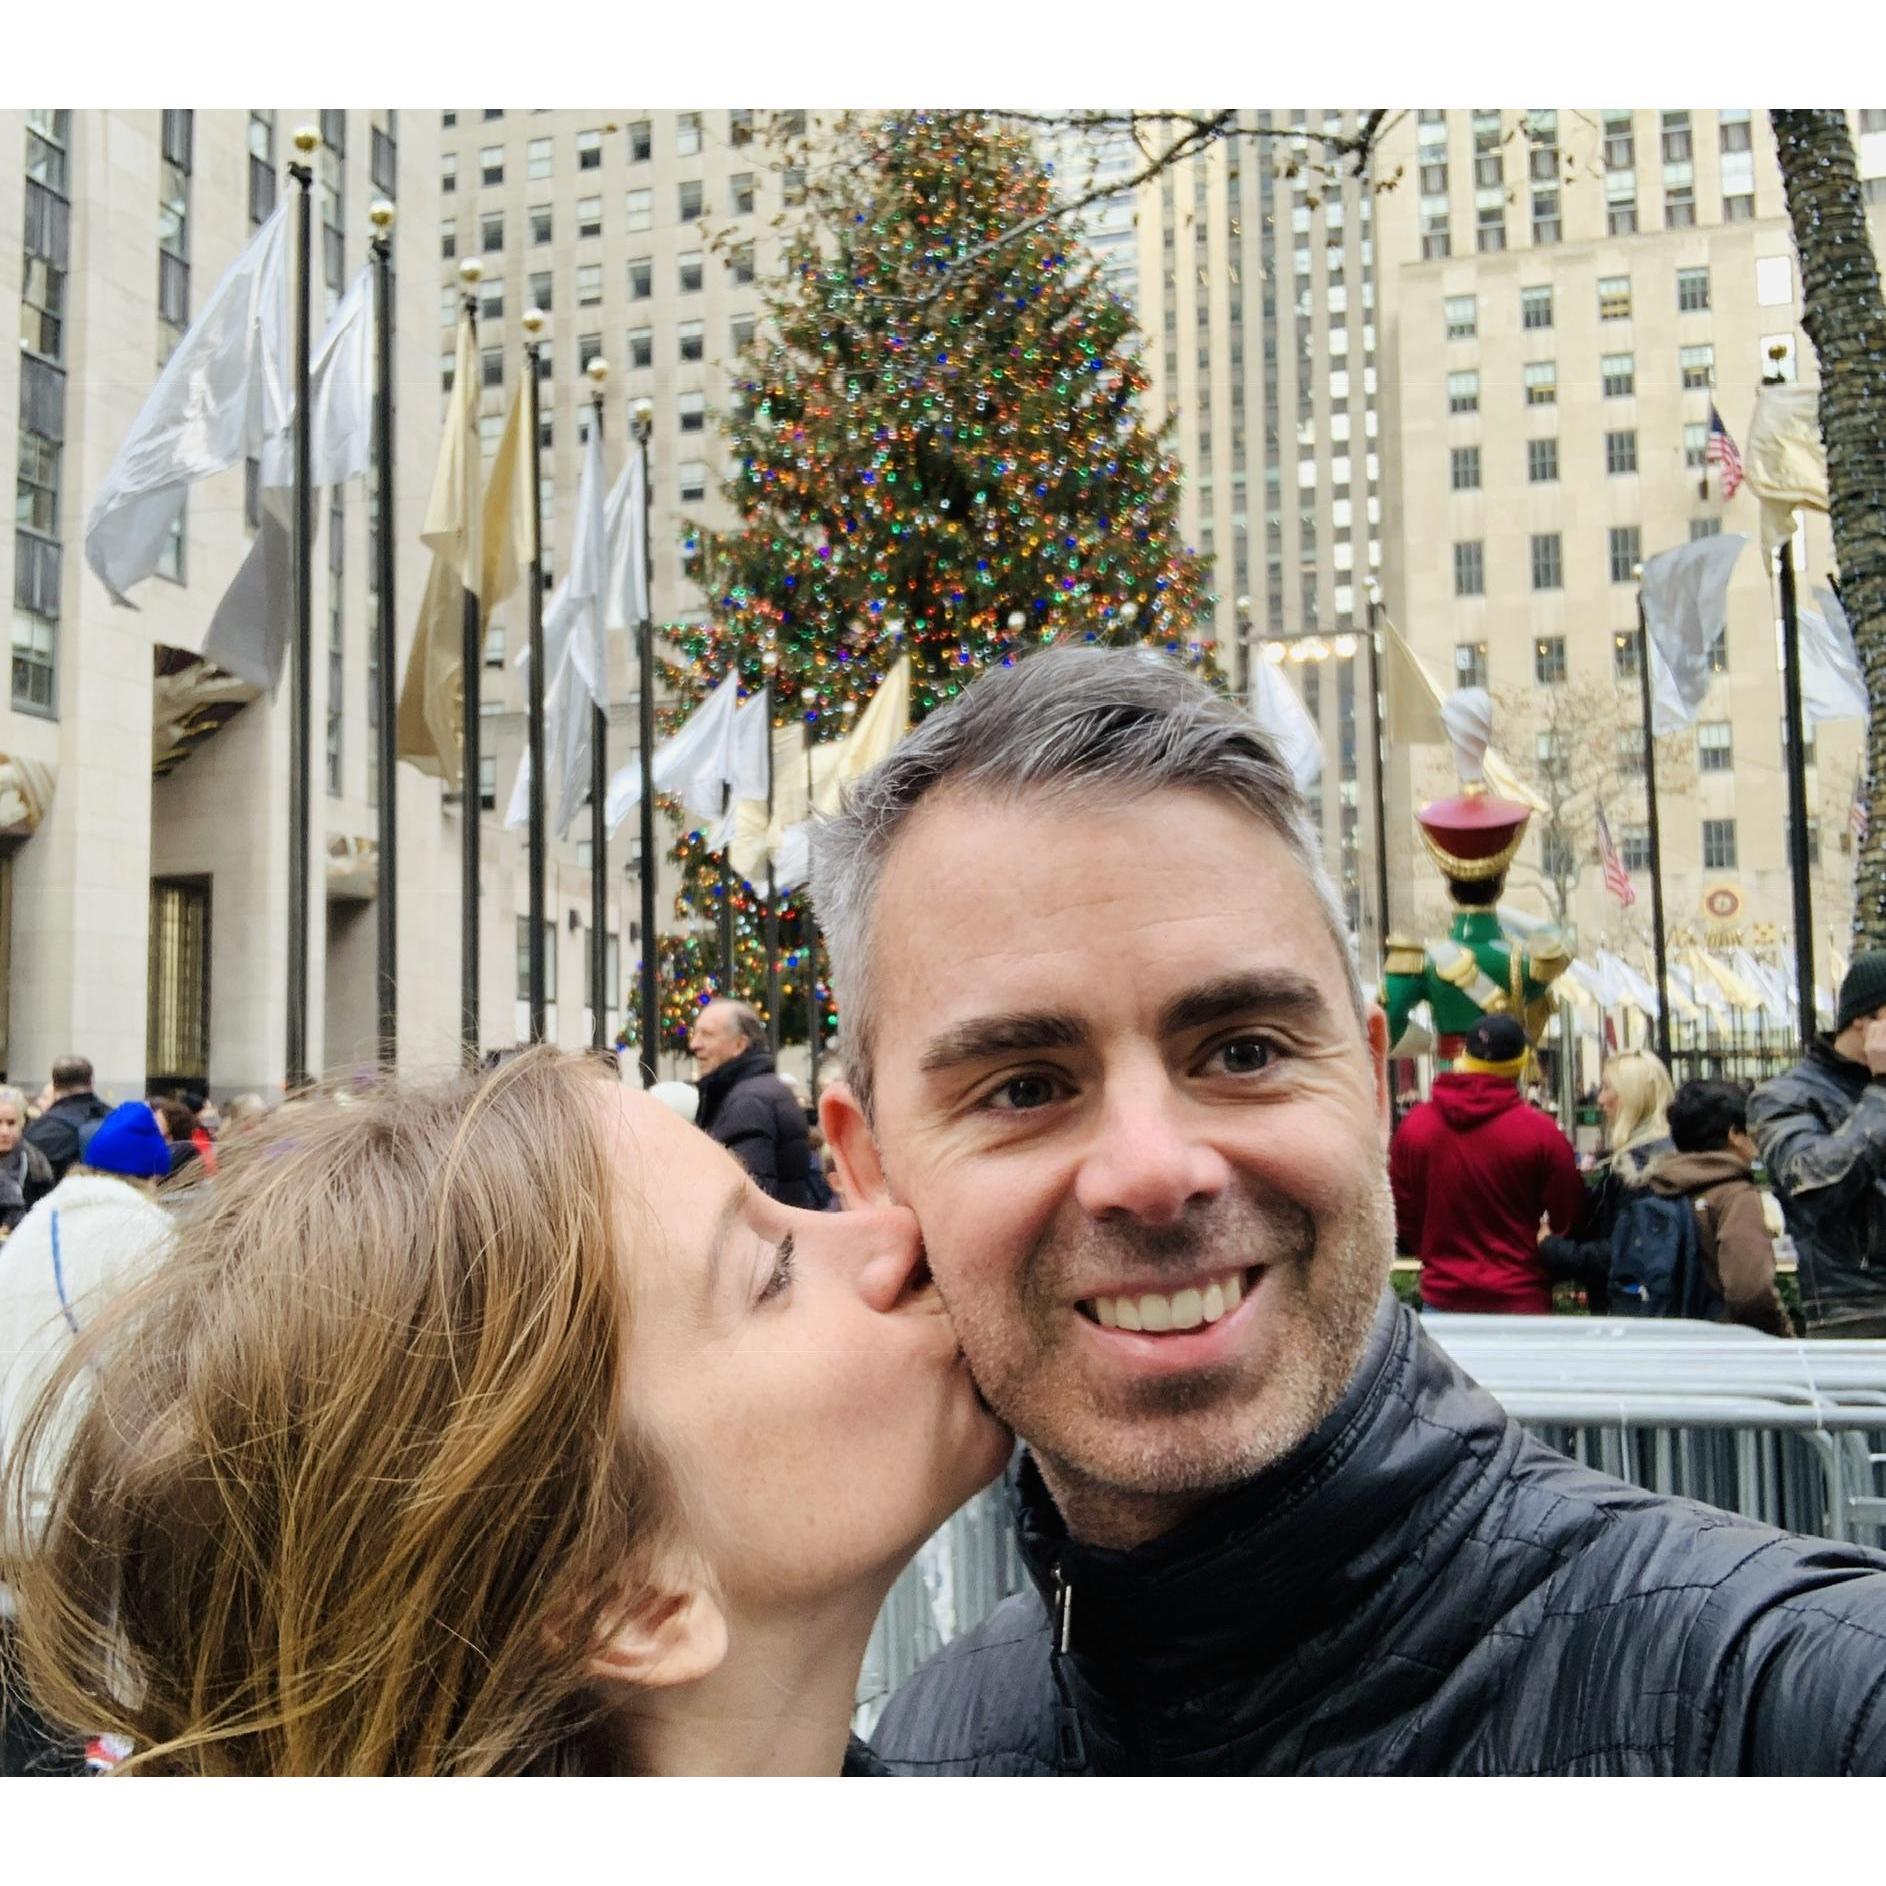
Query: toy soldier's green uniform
[{"left": 1380, "top": 781, "right": 1570, "bottom": 1062}]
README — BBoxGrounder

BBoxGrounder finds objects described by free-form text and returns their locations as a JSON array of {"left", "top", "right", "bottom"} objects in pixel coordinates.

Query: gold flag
[
  {"left": 1743, "top": 383, "right": 1828, "bottom": 552},
  {"left": 480, "top": 377, "right": 535, "bottom": 613},
  {"left": 396, "top": 312, "right": 482, "bottom": 785},
  {"left": 810, "top": 656, "right": 912, "bottom": 816}
]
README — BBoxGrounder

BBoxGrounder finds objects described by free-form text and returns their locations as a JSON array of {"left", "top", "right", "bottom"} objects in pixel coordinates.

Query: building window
[
  {"left": 481, "top": 146, "right": 503, "bottom": 187},
  {"left": 1697, "top": 721, "right": 1733, "bottom": 773},
  {"left": 730, "top": 172, "right": 756, "bottom": 216},
  {"left": 1520, "top": 285, "right": 1553, "bottom": 330},
  {"left": 1475, "top": 186, "right": 1505, "bottom": 252},
  {"left": 1613, "top": 630, "right": 1642, "bottom": 683},
  {"left": 577, "top": 332, "right": 602, "bottom": 372},
  {"left": 1421, "top": 199, "right": 1450, "bottom": 260},
  {"left": 530, "top": 205, "right": 553, "bottom": 246},
  {"left": 1684, "top": 421, "right": 1709, "bottom": 469},
  {"left": 1523, "top": 360, "right": 1557, "bottom": 406},
  {"left": 528, "top": 270, "right": 552, "bottom": 316},
  {"left": 1447, "top": 370, "right": 1479, "bottom": 415},
  {"left": 1609, "top": 525, "right": 1642, "bottom": 583},
  {"left": 1454, "top": 541, "right": 1484, "bottom": 598},
  {"left": 1605, "top": 429, "right": 1639, "bottom": 475},
  {"left": 678, "top": 250, "right": 703, "bottom": 293},
  {"left": 481, "top": 211, "right": 503, "bottom": 254},
  {"left": 1602, "top": 353, "right": 1636, "bottom": 397},
  {"left": 1677, "top": 265, "right": 1711, "bottom": 313},
  {"left": 627, "top": 118, "right": 651, "bottom": 162},
  {"left": 676, "top": 111, "right": 702, "bottom": 157},
  {"left": 440, "top": 218, "right": 456, "bottom": 260},
  {"left": 1690, "top": 517, "right": 1722, "bottom": 541},
  {"left": 1444, "top": 294, "right": 1477, "bottom": 341},
  {"left": 1661, "top": 110, "right": 1692, "bottom": 163},
  {"left": 1527, "top": 437, "right": 1559, "bottom": 484},
  {"left": 1702, "top": 818, "right": 1737, "bottom": 870},
  {"left": 1598, "top": 275, "right": 1632, "bottom": 321},
  {"left": 731, "top": 313, "right": 756, "bottom": 353},
  {"left": 1621, "top": 823, "right": 1651, "bottom": 872},
  {"left": 578, "top": 196, "right": 602, "bottom": 240},
  {"left": 1535, "top": 731, "right": 1570, "bottom": 781},
  {"left": 478, "top": 754, "right": 497, "bottom": 813},
  {"left": 1450, "top": 446, "right": 1481, "bottom": 491},
  {"left": 677, "top": 318, "right": 704, "bottom": 362},
  {"left": 577, "top": 263, "right": 602, "bottom": 307},
  {"left": 679, "top": 390, "right": 706, "bottom": 433},
  {"left": 1710, "top": 630, "right": 1730, "bottom": 675},
  {"left": 678, "top": 179, "right": 703, "bottom": 223},
  {"left": 248, "top": 109, "right": 277, "bottom": 226},
  {"left": 577, "top": 129, "right": 601, "bottom": 171},
  {"left": 1531, "top": 538, "right": 1564, "bottom": 594},
  {"left": 526, "top": 137, "right": 553, "bottom": 181},
  {"left": 728, "top": 241, "right": 755, "bottom": 286},
  {"left": 1531, "top": 188, "right": 1561, "bottom": 245},
  {"left": 479, "top": 277, "right": 503, "bottom": 325},
  {"left": 627, "top": 326, "right": 652, "bottom": 368},
  {"left": 441, "top": 153, "right": 457, "bottom": 196},
  {"left": 782, "top": 166, "right": 807, "bottom": 207},
  {"left": 481, "top": 346, "right": 504, "bottom": 390},
  {"left": 625, "top": 187, "right": 652, "bottom": 232},
  {"left": 1680, "top": 343, "right": 1715, "bottom": 389},
  {"left": 628, "top": 256, "right": 652, "bottom": 299},
  {"left": 1604, "top": 111, "right": 1635, "bottom": 169},
  {"left": 1613, "top": 727, "right": 1645, "bottom": 778},
  {"left": 678, "top": 459, "right": 707, "bottom": 503},
  {"left": 12, "top": 608, "right": 57, "bottom": 712},
  {"left": 484, "top": 624, "right": 505, "bottom": 669},
  {"left": 1454, "top": 641, "right": 1488, "bottom": 691},
  {"left": 729, "top": 109, "right": 754, "bottom": 146}
]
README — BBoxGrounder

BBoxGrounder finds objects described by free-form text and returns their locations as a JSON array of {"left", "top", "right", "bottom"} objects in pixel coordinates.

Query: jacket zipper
[{"left": 1049, "top": 1559, "right": 1089, "bottom": 1772}]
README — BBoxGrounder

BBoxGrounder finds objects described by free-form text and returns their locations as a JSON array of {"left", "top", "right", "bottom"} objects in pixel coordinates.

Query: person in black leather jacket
[
  {"left": 689, "top": 999, "right": 815, "bottom": 1209},
  {"left": 807, "top": 647, "right": 1886, "bottom": 1776},
  {"left": 1750, "top": 955, "right": 1886, "bottom": 1338}
]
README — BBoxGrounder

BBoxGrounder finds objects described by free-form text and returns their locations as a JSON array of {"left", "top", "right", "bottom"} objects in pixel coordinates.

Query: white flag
[
  {"left": 552, "top": 419, "right": 611, "bottom": 837},
  {"left": 603, "top": 439, "right": 650, "bottom": 632},
  {"left": 1743, "top": 383, "right": 1828, "bottom": 552},
  {"left": 259, "top": 263, "right": 375, "bottom": 489},
  {"left": 1251, "top": 656, "right": 1322, "bottom": 790},
  {"left": 1799, "top": 585, "right": 1869, "bottom": 725},
  {"left": 705, "top": 688, "right": 773, "bottom": 850},
  {"left": 1640, "top": 533, "right": 1748, "bottom": 733},
  {"left": 603, "top": 672, "right": 748, "bottom": 835},
  {"left": 85, "top": 200, "right": 292, "bottom": 604},
  {"left": 201, "top": 489, "right": 296, "bottom": 691}
]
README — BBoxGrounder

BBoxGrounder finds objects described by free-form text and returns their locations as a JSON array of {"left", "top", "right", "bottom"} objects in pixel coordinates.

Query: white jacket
[{"left": 0, "top": 1173, "right": 173, "bottom": 1604}]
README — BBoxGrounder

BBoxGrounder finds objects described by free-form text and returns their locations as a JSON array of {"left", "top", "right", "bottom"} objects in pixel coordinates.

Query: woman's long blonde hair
[
  {"left": 1604, "top": 1049, "right": 1675, "bottom": 1163},
  {"left": 1, "top": 1049, "right": 676, "bottom": 1774}
]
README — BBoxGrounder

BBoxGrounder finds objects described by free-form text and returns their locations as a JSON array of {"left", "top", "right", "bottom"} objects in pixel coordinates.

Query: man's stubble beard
[{"left": 934, "top": 1168, "right": 1396, "bottom": 1549}]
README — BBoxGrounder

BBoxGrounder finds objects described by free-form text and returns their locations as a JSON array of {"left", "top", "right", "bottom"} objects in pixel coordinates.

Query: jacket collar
[
  {"left": 1013, "top": 1289, "right": 1517, "bottom": 1760},
  {"left": 1808, "top": 1033, "right": 1870, "bottom": 1093},
  {"left": 698, "top": 1045, "right": 776, "bottom": 1108}
]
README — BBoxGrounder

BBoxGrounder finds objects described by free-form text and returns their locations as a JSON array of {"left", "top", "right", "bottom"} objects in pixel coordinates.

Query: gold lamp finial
[
  {"left": 586, "top": 357, "right": 610, "bottom": 388},
  {"left": 368, "top": 199, "right": 396, "bottom": 234},
  {"left": 457, "top": 257, "right": 484, "bottom": 286},
  {"left": 293, "top": 125, "right": 321, "bottom": 156},
  {"left": 521, "top": 307, "right": 546, "bottom": 340}
]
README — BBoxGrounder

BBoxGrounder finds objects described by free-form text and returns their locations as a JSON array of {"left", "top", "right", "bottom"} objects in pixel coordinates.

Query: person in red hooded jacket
[{"left": 1390, "top": 1013, "right": 1585, "bottom": 1314}]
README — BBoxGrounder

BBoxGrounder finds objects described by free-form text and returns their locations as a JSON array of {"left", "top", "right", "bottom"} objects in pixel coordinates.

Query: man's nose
[{"left": 1074, "top": 1073, "right": 1232, "bottom": 1226}]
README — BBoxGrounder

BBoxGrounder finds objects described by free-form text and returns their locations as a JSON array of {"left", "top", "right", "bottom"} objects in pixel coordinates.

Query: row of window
[
  {"left": 1445, "top": 344, "right": 1716, "bottom": 414},
  {"left": 441, "top": 109, "right": 804, "bottom": 157},
  {"left": 445, "top": 148, "right": 804, "bottom": 208},
  {"left": 1444, "top": 266, "right": 1711, "bottom": 342},
  {"left": 1454, "top": 627, "right": 1739, "bottom": 694},
  {"left": 1448, "top": 421, "right": 1732, "bottom": 490},
  {"left": 1579, "top": 818, "right": 1766, "bottom": 875},
  {"left": 1454, "top": 526, "right": 1645, "bottom": 595}
]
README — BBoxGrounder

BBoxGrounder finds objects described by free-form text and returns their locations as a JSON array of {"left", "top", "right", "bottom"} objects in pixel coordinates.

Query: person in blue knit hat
[{"left": 1, "top": 1100, "right": 174, "bottom": 1775}]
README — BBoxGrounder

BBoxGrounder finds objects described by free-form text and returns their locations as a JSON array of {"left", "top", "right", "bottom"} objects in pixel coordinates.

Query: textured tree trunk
[{"left": 1771, "top": 111, "right": 1886, "bottom": 950}]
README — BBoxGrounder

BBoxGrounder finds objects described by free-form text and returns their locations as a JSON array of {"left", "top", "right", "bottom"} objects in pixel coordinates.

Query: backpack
[{"left": 1608, "top": 1188, "right": 1724, "bottom": 1320}]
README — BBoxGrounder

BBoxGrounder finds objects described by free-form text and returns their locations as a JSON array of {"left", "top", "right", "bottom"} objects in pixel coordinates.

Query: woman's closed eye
[{"left": 757, "top": 1232, "right": 797, "bottom": 1305}]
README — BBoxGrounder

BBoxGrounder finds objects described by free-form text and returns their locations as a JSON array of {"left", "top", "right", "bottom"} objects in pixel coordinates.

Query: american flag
[
  {"left": 1706, "top": 404, "right": 1744, "bottom": 498},
  {"left": 1596, "top": 803, "right": 1637, "bottom": 907},
  {"left": 1852, "top": 774, "right": 1871, "bottom": 846}
]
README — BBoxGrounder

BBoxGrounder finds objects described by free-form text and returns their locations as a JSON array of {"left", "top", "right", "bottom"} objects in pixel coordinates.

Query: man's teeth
[{"left": 1088, "top": 1270, "right": 1245, "bottom": 1333}]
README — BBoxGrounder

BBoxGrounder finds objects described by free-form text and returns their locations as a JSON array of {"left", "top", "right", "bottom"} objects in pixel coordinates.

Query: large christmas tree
[{"left": 642, "top": 109, "right": 1213, "bottom": 1056}]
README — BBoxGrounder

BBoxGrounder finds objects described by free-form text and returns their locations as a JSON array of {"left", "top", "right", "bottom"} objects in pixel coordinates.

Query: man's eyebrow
[
  {"left": 917, "top": 1010, "right": 1089, "bottom": 1078},
  {"left": 698, "top": 1180, "right": 748, "bottom": 1317},
  {"left": 1159, "top": 971, "right": 1334, "bottom": 1038}
]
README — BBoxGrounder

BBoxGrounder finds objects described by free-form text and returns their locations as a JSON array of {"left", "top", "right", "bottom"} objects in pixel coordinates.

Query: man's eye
[
  {"left": 1208, "top": 1037, "right": 1277, "bottom": 1076},
  {"left": 984, "top": 1073, "right": 1061, "bottom": 1112}
]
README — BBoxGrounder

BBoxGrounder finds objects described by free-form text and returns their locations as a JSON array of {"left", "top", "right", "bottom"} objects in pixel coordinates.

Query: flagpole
[
  {"left": 631, "top": 401, "right": 659, "bottom": 1085},
  {"left": 457, "top": 257, "right": 484, "bottom": 1069},
  {"left": 718, "top": 787, "right": 734, "bottom": 991},
  {"left": 1365, "top": 581, "right": 1392, "bottom": 960},
  {"left": 522, "top": 306, "right": 548, "bottom": 1042},
  {"left": 586, "top": 360, "right": 610, "bottom": 1055},
  {"left": 1633, "top": 571, "right": 1673, "bottom": 1067},
  {"left": 765, "top": 690, "right": 782, "bottom": 1059},
  {"left": 367, "top": 199, "right": 398, "bottom": 1069},
  {"left": 1767, "top": 348, "right": 1818, "bottom": 1048},
  {"left": 285, "top": 127, "right": 318, "bottom": 1094}
]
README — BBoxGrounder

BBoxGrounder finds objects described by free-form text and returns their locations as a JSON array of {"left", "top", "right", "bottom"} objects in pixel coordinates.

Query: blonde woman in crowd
[
  {"left": 0, "top": 1049, "right": 1008, "bottom": 1776},
  {"left": 1539, "top": 1049, "right": 1677, "bottom": 1313}
]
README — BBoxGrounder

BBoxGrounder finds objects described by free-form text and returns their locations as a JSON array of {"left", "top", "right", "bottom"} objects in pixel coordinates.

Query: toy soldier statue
[{"left": 1382, "top": 688, "right": 1571, "bottom": 1062}]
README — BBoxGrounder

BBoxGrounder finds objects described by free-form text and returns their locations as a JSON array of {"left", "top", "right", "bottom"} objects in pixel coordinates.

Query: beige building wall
[
  {"left": 1372, "top": 107, "right": 1885, "bottom": 1001},
  {"left": 0, "top": 106, "right": 661, "bottom": 1100}
]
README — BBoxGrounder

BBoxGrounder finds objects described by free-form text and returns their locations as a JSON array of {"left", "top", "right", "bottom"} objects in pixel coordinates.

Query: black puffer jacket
[
  {"left": 870, "top": 1293, "right": 1886, "bottom": 1774},
  {"left": 1750, "top": 1037, "right": 1886, "bottom": 1333},
  {"left": 695, "top": 1048, "right": 814, "bottom": 1209},
  {"left": 22, "top": 1091, "right": 112, "bottom": 1184}
]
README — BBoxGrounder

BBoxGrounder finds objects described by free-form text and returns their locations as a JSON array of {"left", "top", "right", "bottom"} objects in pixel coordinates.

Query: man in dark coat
[
  {"left": 689, "top": 999, "right": 814, "bottom": 1208},
  {"left": 809, "top": 647, "right": 1886, "bottom": 1775},
  {"left": 1750, "top": 951, "right": 1886, "bottom": 1338},
  {"left": 22, "top": 1056, "right": 113, "bottom": 1183},
  {"left": 1389, "top": 1013, "right": 1584, "bottom": 1313}
]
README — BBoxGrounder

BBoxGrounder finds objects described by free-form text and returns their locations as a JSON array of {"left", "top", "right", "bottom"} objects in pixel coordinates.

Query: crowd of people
[{"left": 2, "top": 648, "right": 1885, "bottom": 1775}]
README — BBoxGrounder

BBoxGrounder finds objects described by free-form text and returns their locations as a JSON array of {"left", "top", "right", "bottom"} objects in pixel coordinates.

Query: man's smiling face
[{"left": 823, "top": 784, "right": 1396, "bottom": 1547}]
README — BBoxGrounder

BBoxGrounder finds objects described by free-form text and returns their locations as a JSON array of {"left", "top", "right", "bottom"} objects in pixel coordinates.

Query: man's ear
[
  {"left": 1364, "top": 1003, "right": 1392, "bottom": 1151},
  {"left": 586, "top": 1575, "right": 729, "bottom": 1692},
  {"left": 820, "top": 1079, "right": 893, "bottom": 1207}
]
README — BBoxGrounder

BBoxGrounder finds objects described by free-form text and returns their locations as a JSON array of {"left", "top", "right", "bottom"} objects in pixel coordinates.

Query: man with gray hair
[
  {"left": 688, "top": 997, "right": 816, "bottom": 1209},
  {"left": 812, "top": 644, "right": 1886, "bottom": 1775}
]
